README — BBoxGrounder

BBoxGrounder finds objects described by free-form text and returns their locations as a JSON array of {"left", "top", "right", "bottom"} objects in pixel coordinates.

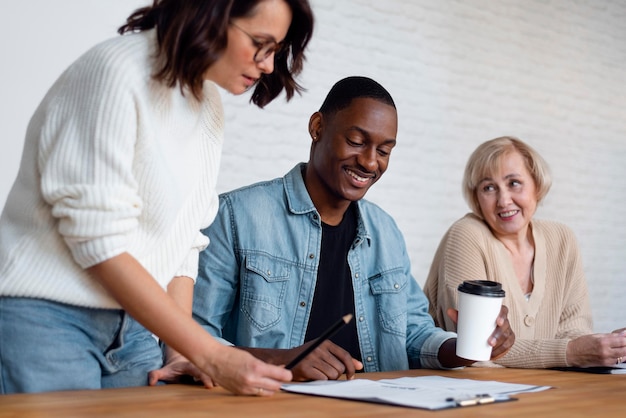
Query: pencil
[{"left": 285, "top": 313, "right": 354, "bottom": 370}]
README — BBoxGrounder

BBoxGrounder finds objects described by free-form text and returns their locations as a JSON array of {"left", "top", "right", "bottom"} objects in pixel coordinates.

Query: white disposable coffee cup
[{"left": 456, "top": 280, "right": 505, "bottom": 361}]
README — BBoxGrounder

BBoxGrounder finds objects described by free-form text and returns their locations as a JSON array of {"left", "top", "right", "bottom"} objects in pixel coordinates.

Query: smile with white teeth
[
  {"left": 347, "top": 169, "right": 369, "bottom": 183},
  {"left": 499, "top": 210, "right": 518, "bottom": 218}
]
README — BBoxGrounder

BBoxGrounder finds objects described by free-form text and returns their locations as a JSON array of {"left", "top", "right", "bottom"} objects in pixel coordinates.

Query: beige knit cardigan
[{"left": 424, "top": 213, "right": 593, "bottom": 368}]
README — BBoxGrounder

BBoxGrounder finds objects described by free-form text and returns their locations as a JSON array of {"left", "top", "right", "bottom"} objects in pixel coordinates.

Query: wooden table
[{"left": 0, "top": 367, "right": 623, "bottom": 417}]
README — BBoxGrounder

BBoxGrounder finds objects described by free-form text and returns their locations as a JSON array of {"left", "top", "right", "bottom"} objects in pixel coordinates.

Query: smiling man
[{"left": 151, "top": 77, "right": 514, "bottom": 385}]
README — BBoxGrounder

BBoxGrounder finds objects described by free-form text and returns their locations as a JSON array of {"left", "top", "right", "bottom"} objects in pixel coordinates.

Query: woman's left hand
[{"left": 566, "top": 331, "right": 626, "bottom": 367}]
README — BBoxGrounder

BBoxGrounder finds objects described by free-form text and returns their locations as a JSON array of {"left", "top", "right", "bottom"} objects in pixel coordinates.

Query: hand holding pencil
[{"left": 284, "top": 314, "right": 363, "bottom": 381}]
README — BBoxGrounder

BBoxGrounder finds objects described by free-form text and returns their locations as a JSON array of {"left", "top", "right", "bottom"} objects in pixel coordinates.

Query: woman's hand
[
  {"left": 195, "top": 345, "right": 292, "bottom": 396},
  {"left": 148, "top": 344, "right": 293, "bottom": 396},
  {"left": 566, "top": 331, "right": 626, "bottom": 367}
]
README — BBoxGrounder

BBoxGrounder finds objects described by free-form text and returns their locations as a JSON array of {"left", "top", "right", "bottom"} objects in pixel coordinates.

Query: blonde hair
[{"left": 462, "top": 136, "right": 552, "bottom": 217}]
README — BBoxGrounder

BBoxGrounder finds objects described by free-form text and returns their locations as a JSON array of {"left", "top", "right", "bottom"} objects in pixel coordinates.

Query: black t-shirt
[{"left": 304, "top": 203, "right": 361, "bottom": 361}]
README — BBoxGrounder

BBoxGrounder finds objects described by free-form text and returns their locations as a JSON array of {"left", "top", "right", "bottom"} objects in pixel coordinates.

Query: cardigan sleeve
[
  {"left": 553, "top": 225, "right": 593, "bottom": 339},
  {"left": 424, "top": 214, "right": 492, "bottom": 332}
]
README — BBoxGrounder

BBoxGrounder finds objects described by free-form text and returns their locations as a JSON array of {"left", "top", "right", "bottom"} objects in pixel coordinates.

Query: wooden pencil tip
[{"left": 343, "top": 313, "right": 354, "bottom": 323}]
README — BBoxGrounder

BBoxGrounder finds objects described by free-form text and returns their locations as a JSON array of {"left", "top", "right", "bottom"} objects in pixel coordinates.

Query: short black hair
[{"left": 318, "top": 76, "right": 395, "bottom": 117}]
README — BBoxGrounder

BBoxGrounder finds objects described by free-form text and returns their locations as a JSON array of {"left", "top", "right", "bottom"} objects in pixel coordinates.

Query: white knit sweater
[{"left": 0, "top": 30, "right": 223, "bottom": 309}]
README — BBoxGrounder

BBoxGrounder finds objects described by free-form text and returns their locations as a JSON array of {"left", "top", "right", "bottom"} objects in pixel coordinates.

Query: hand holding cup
[{"left": 456, "top": 280, "right": 506, "bottom": 361}]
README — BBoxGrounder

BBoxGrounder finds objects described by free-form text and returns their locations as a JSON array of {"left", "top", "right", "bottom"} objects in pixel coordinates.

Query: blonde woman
[{"left": 424, "top": 136, "right": 626, "bottom": 369}]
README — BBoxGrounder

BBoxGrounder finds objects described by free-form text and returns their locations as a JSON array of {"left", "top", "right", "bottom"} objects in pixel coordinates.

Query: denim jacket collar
[{"left": 284, "top": 163, "right": 372, "bottom": 248}]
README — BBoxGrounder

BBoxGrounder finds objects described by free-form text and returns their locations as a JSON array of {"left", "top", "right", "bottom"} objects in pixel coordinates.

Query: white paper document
[{"left": 281, "top": 375, "right": 551, "bottom": 410}]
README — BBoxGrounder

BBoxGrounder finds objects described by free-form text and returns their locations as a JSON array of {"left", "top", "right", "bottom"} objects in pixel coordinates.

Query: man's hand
[
  {"left": 288, "top": 340, "right": 363, "bottom": 381},
  {"left": 148, "top": 347, "right": 216, "bottom": 388},
  {"left": 440, "top": 305, "right": 515, "bottom": 367},
  {"left": 486, "top": 305, "right": 515, "bottom": 359},
  {"left": 246, "top": 340, "right": 363, "bottom": 381}
]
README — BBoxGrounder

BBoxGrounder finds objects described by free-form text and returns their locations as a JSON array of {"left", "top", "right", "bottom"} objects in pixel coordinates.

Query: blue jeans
[{"left": 0, "top": 297, "right": 163, "bottom": 393}]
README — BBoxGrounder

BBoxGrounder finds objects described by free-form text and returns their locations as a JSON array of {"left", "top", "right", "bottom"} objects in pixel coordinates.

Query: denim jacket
[{"left": 193, "top": 164, "right": 456, "bottom": 371}]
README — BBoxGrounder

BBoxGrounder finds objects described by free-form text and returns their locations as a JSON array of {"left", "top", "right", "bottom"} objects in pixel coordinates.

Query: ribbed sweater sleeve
[{"left": 424, "top": 213, "right": 593, "bottom": 368}]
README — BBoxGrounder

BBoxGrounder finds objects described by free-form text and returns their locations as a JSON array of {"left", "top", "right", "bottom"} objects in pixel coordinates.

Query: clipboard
[
  {"left": 280, "top": 375, "right": 551, "bottom": 410},
  {"left": 550, "top": 365, "right": 626, "bottom": 375},
  {"left": 446, "top": 393, "right": 516, "bottom": 408}
]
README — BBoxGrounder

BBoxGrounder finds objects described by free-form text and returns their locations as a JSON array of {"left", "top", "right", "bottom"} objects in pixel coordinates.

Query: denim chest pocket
[
  {"left": 241, "top": 254, "right": 291, "bottom": 331},
  {"left": 369, "top": 270, "right": 408, "bottom": 336}
]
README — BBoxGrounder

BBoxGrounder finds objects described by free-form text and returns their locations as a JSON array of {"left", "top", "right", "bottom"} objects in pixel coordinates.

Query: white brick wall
[
  {"left": 1, "top": 0, "right": 624, "bottom": 333},
  {"left": 218, "top": 0, "right": 626, "bottom": 333}
]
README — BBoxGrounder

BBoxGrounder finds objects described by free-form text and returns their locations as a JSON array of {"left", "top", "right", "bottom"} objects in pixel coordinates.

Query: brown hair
[
  {"left": 118, "top": 0, "right": 314, "bottom": 107},
  {"left": 462, "top": 136, "right": 552, "bottom": 217}
]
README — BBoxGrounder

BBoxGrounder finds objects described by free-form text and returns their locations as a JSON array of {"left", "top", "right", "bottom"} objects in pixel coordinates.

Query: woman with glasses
[{"left": 0, "top": 0, "right": 313, "bottom": 395}]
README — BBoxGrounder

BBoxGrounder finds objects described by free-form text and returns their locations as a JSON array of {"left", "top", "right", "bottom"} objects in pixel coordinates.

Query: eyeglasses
[{"left": 231, "top": 23, "right": 286, "bottom": 63}]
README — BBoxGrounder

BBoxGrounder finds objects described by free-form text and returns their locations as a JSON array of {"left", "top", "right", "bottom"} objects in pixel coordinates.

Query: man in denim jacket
[{"left": 151, "top": 77, "right": 514, "bottom": 384}]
